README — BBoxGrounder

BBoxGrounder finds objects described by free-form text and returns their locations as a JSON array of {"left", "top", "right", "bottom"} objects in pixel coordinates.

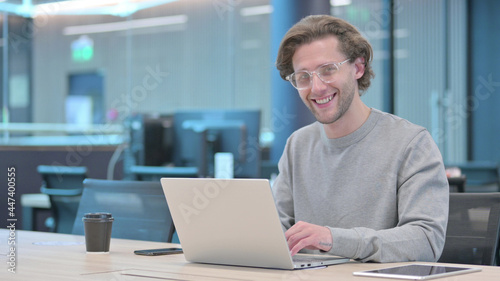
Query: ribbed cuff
[{"left": 323, "top": 227, "right": 360, "bottom": 259}]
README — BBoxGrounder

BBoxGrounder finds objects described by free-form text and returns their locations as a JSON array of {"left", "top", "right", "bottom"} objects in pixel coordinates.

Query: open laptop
[{"left": 160, "top": 178, "right": 350, "bottom": 270}]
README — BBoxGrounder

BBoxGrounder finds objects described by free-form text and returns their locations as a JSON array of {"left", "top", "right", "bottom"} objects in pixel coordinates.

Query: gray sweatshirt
[{"left": 272, "top": 108, "right": 449, "bottom": 262}]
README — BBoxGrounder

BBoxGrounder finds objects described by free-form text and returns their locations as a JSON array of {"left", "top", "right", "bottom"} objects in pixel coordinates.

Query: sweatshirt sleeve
[{"left": 324, "top": 130, "right": 449, "bottom": 262}]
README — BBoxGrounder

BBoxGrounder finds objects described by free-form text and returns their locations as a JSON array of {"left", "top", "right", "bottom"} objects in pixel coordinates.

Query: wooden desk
[{"left": 1, "top": 230, "right": 499, "bottom": 280}]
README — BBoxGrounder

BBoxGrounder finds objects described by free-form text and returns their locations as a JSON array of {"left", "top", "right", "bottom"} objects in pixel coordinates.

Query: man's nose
[{"left": 311, "top": 73, "right": 327, "bottom": 91}]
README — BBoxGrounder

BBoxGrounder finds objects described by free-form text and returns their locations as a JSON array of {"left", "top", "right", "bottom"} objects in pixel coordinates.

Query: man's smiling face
[{"left": 291, "top": 36, "right": 357, "bottom": 125}]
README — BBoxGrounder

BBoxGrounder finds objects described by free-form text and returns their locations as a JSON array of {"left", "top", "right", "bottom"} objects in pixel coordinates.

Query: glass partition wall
[
  {"left": 1, "top": 0, "right": 470, "bottom": 164},
  {"left": 333, "top": 0, "right": 468, "bottom": 163},
  {"left": 1, "top": 0, "right": 272, "bottom": 138}
]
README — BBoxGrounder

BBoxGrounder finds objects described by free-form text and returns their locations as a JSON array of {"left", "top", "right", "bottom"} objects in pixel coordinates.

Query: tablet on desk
[{"left": 353, "top": 264, "right": 481, "bottom": 280}]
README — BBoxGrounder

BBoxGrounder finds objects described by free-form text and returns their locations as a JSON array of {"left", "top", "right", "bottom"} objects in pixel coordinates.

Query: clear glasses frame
[{"left": 286, "top": 59, "right": 350, "bottom": 90}]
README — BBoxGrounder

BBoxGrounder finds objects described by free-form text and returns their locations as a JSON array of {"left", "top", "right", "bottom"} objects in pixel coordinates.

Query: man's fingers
[
  {"left": 286, "top": 230, "right": 307, "bottom": 252},
  {"left": 289, "top": 235, "right": 314, "bottom": 256},
  {"left": 285, "top": 221, "right": 333, "bottom": 255}
]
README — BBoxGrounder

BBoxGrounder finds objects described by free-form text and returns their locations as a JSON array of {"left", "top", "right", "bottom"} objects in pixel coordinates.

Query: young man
[{"left": 272, "top": 15, "right": 449, "bottom": 263}]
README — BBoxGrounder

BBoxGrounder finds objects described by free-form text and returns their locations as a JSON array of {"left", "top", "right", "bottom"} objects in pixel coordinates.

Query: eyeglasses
[{"left": 286, "top": 59, "right": 350, "bottom": 90}]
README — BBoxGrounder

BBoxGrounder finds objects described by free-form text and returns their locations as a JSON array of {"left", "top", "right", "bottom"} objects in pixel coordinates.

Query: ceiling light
[
  {"left": 240, "top": 5, "right": 273, "bottom": 17},
  {"left": 62, "top": 15, "right": 188, "bottom": 35},
  {"left": 0, "top": 0, "right": 178, "bottom": 18},
  {"left": 330, "top": 0, "right": 352, "bottom": 7}
]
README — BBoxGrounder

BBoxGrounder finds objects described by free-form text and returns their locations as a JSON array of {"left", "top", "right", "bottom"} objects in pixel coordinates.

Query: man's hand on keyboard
[{"left": 285, "top": 221, "right": 333, "bottom": 256}]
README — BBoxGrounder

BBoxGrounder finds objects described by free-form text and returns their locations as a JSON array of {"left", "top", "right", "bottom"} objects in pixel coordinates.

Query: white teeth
[{"left": 316, "top": 95, "right": 333, "bottom": 104}]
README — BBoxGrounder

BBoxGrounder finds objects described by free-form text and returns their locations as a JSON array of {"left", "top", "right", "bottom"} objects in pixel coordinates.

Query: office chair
[
  {"left": 72, "top": 179, "right": 175, "bottom": 242},
  {"left": 37, "top": 165, "right": 87, "bottom": 234},
  {"left": 130, "top": 165, "right": 199, "bottom": 181},
  {"left": 438, "top": 193, "right": 500, "bottom": 266}
]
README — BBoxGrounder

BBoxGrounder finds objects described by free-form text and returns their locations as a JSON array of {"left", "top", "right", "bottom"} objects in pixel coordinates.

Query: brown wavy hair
[{"left": 276, "top": 15, "right": 374, "bottom": 95}]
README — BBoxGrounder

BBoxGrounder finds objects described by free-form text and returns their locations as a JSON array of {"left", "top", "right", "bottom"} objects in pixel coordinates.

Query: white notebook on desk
[{"left": 160, "top": 178, "right": 350, "bottom": 270}]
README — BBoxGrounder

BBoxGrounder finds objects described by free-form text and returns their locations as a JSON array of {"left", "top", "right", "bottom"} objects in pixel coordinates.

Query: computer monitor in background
[
  {"left": 173, "top": 109, "right": 261, "bottom": 178},
  {"left": 126, "top": 113, "right": 174, "bottom": 167}
]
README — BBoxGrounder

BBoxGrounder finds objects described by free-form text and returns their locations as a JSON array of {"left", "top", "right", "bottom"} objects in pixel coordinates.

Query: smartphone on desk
[{"left": 134, "top": 248, "right": 183, "bottom": 256}]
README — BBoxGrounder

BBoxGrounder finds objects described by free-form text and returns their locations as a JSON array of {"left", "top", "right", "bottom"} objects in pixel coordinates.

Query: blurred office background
[{"left": 0, "top": 0, "right": 499, "bottom": 230}]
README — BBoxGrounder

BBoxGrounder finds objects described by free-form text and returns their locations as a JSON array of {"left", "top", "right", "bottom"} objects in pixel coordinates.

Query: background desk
[
  {"left": 1, "top": 230, "right": 499, "bottom": 281},
  {"left": 0, "top": 142, "right": 124, "bottom": 231}
]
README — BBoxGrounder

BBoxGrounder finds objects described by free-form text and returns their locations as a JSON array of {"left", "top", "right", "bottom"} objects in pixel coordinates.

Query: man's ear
[{"left": 354, "top": 57, "right": 365, "bottom": 80}]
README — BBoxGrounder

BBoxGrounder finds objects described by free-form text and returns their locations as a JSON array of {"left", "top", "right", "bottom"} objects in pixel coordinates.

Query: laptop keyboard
[{"left": 292, "top": 255, "right": 336, "bottom": 263}]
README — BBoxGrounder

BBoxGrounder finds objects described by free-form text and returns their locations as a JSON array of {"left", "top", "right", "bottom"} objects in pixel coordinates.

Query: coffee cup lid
[{"left": 83, "top": 213, "right": 113, "bottom": 219}]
